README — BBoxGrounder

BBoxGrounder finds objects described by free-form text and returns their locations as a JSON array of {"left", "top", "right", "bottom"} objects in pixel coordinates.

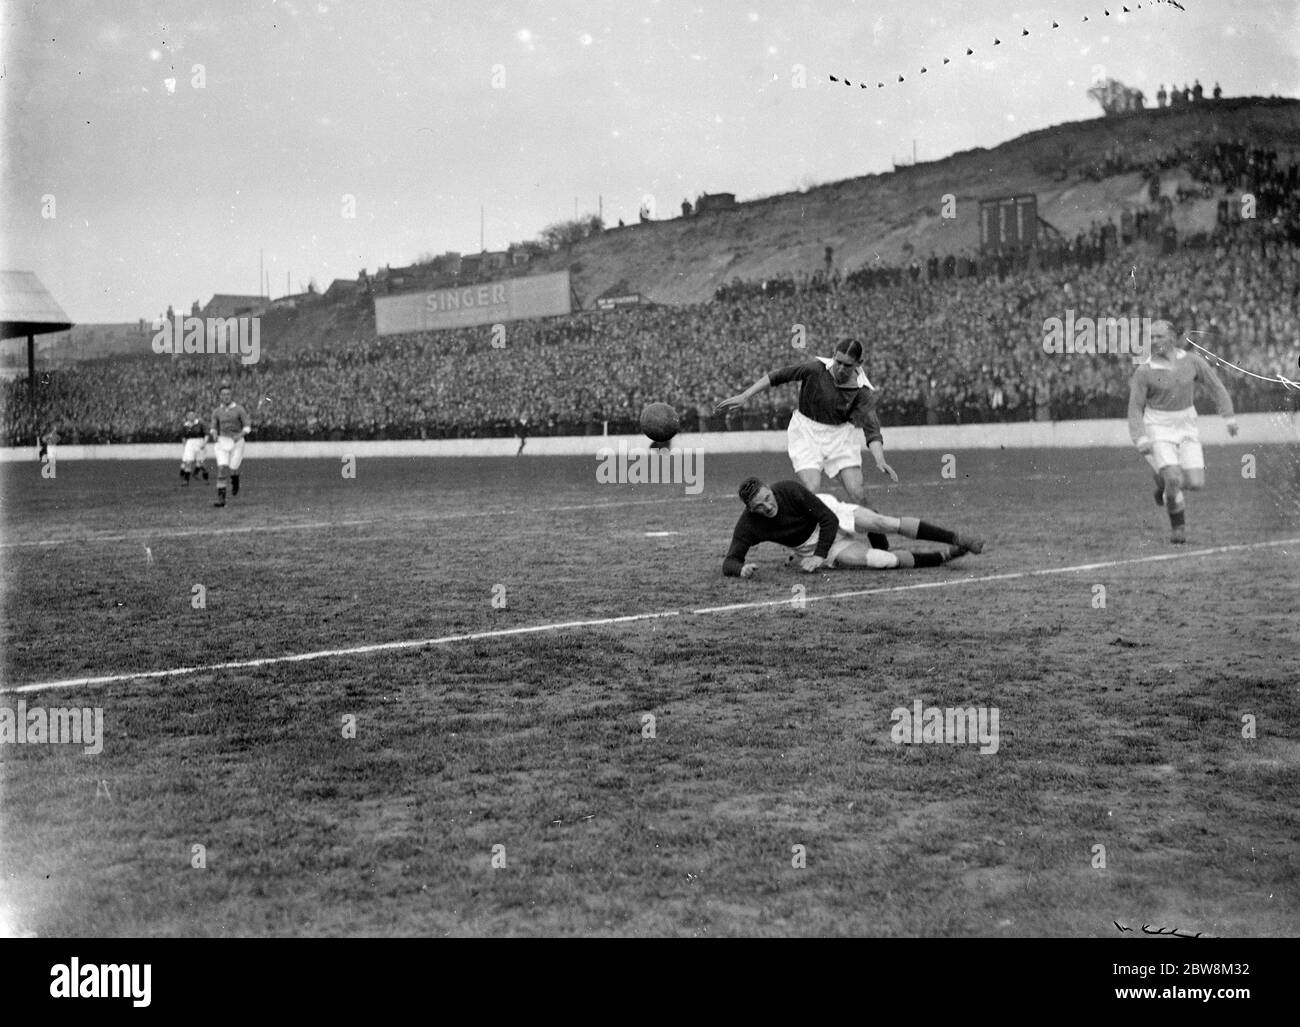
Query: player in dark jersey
[
  {"left": 179, "top": 410, "right": 210, "bottom": 485},
  {"left": 209, "top": 383, "right": 252, "bottom": 507},
  {"left": 717, "top": 338, "right": 897, "bottom": 548},
  {"left": 723, "top": 477, "right": 983, "bottom": 577}
]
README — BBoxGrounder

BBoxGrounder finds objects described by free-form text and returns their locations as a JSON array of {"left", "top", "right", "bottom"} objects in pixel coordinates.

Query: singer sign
[{"left": 374, "top": 270, "right": 571, "bottom": 335}]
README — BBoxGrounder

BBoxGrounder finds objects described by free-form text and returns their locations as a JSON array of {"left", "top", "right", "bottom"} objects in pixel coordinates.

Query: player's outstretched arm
[
  {"left": 867, "top": 439, "right": 897, "bottom": 482},
  {"left": 1127, "top": 371, "right": 1151, "bottom": 450},
  {"left": 716, "top": 374, "right": 771, "bottom": 412},
  {"left": 854, "top": 393, "right": 896, "bottom": 481},
  {"left": 722, "top": 527, "right": 755, "bottom": 577},
  {"left": 1193, "top": 354, "right": 1238, "bottom": 435}
]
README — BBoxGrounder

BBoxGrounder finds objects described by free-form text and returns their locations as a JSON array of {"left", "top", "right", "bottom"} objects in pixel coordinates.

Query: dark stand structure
[{"left": 0, "top": 271, "right": 74, "bottom": 400}]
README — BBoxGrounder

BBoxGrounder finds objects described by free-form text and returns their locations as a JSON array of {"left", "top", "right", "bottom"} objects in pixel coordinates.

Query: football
[{"left": 639, "top": 402, "right": 680, "bottom": 444}]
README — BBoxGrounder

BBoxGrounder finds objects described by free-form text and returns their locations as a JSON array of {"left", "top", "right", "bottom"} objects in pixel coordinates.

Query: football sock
[
  {"left": 867, "top": 531, "right": 891, "bottom": 550},
  {"left": 1169, "top": 507, "right": 1185, "bottom": 529},
  {"left": 232, "top": 474, "right": 240, "bottom": 495},
  {"left": 180, "top": 469, "right": 189, "bottom": 482},
  {"left": 898, "top": 516, "right": 957, "bottom": 545},
  {"left": 886, "top": 550, "right": 944, "bottom": 568}
]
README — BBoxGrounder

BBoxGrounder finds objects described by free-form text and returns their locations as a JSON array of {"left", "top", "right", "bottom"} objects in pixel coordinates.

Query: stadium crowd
[
  {"left": 5, "top": 137, "right": 1297, "bottom": 445},
  {"left": 5, "top": 223, "right": 1296, "bottom": 446}
]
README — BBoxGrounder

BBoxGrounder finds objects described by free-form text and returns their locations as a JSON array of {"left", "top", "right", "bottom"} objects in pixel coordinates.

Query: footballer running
[
  {"left": 209, "top": 383, "right": 252, "bottom": 507},
  {"left": 723, "top": 476, "right": 985, "bottom": 577},
  {"left": 179, "top": 410, "right": 210, "bottom": 486},
  {"left": 1128, "top": 320, "right": 1237, "bottom": 543}
]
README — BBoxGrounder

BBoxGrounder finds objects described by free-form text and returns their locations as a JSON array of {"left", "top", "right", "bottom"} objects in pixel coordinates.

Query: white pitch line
[
  {"left": 0, "top": 497, "right": 688, "bottom": 549},
  {"left": 6, "top": 536, "right": 1296, "bottom": 697}
]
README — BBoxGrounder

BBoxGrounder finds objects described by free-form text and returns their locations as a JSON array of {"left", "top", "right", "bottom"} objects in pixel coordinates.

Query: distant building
[
  {"left": 696, "top": 192, "right": 738, "bottom": 214},
  {"left": 269, "top": 285, "right": 321, "bottom": 310},
  {"left": 434, "top": 252, "right": 462, "bottom": 275},
  {"left": 324, "top": 278, "right": 359, "bottom": 302},
  {"left": 201, "top": 294, "right": 266, "bottom": 318}
]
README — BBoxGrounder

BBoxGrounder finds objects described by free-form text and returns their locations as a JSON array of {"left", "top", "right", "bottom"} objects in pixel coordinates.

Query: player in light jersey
[
  {"left": 179, "top": 411, "right": 210, "bottom": 486},
  {"left": 716, "top": 338, "right": 898, "bottom": 549},
  {"left": 209, "top": 383, "right": 252, "bottom": 508},
  {"left": 1128, "top": 320, "right": 1238, "bottom": 543},
  {"left": 722, "top": 477, "right": 984, "bottom": 577}
]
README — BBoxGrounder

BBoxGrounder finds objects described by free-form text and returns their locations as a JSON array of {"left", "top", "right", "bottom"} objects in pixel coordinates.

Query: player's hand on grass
[
  {"left": 1225, "top": 418, "right": 1239, "bottom": 438},
  {"left": 739, "top": 563, "right": 758, "bottom": 579},
  {"left": 876, "top": 459, "right": 898, "bottom": 483},
  {"left": 714, "top": 393, "right": 746, "bottom": 412},
  {"left": 799, "top": 556, "right": 825, "bottom": 573}
]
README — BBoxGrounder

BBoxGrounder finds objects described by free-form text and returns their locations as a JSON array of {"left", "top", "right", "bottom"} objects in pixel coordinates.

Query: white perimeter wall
[{"left": 2, "top": 412, "right": 1296, "bottom": 461}]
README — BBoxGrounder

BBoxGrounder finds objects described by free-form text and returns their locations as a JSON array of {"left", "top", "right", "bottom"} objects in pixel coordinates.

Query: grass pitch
[{"left": 2, "top": 446, "right": 1298, "bottom": 936}]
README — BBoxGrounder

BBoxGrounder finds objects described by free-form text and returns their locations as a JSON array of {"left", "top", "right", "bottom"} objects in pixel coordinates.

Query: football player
[
  {"left": 716, "top": 338, "right": 897, "bottom": 549},
  {"left": 209, "top": 383, "right": 252, "bottom": 507},
  {"left": 1128, "top": 320, "right": 1237, "bottom": 543},
  {"left": 179, "top": 410, "right": 210, "bottom": 485},
  {"left": 723, "top": 476, "right": 984, "bottom": 577}
]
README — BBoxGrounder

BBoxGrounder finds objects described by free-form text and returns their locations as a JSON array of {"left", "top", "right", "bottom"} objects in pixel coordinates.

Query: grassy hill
[
  {"left": 531, "top": 97, "right": 1300, "bottom": 307},
  {"left": 18, "top": 97, "right": 1298, "bottom": 367}
]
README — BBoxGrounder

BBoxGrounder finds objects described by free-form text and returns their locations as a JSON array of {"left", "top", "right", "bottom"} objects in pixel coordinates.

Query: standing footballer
[
  {"left": 1128, "top": 320, "right": 1238, "bottom": 543},
  {"left": 209, "top": 383, "right": 252, "bottom": 508}
]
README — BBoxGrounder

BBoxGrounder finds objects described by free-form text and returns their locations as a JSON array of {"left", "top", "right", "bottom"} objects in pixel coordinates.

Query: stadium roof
[
  {"left": 201, "top": 293, "right": 267, "bottom": 318},
  {"left": 0, "top": 270, "right": 73, "bottom": 339}
]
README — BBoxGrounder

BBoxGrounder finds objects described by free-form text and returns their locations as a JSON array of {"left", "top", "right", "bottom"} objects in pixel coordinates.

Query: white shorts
[
  {"left": 181, "top": 437, "right": 207, "bottom": 464},
  {"left": 789, "top": 493, "right": 860, "bottom": 567},
  {"left": 787, "top": 409, "right": 863, "bottom": 479},
  {"left": 1145, "top": 406, "right": 1203, "bottom": 471},
  {"left": 214, "top": 435, "right": 246, "bottom": 471}
]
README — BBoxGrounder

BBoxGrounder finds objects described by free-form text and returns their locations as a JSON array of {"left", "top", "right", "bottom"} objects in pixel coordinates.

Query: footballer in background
[
  {"left": 1128, "top": 320, "right": 1237, "bottom": 543},
  {"left": 179, "top": 410, "right": 210, "bottom": 486},
  {"left": 209, "top": 383, "right": 252, "bottom": 508}
]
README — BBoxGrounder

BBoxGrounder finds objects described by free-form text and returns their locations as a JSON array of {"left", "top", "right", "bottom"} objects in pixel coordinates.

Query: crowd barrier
[{"left": 3, "top": 413, "right": 1295, "bottom": 461}]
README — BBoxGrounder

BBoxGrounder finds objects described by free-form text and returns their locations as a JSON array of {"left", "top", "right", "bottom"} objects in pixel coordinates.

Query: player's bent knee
[{"left": 866, "top": 549, "right": 899, "bottom": 569}]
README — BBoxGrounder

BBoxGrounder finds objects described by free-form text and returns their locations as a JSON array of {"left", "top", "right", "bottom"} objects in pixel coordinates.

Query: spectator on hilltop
[
  {"left": 1157, "top": 84, "right": 1167, "bottom": 108},
  {"left": 1193, "top": 80, "right": 1204, "bottom": 103},
  {"left": 1213, "top": 82, "right": 1222, "bottom": 100}
]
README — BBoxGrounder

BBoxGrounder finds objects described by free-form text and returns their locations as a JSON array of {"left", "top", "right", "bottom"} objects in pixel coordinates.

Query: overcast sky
[{"left": 3, "top": 0, "right": 1297, "bottom": 323}]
